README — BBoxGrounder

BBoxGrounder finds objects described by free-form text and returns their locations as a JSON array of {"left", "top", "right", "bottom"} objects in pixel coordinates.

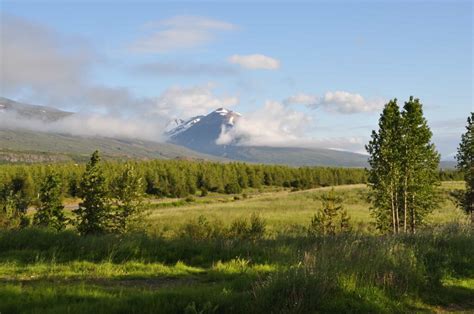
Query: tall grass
[
  {"left": 0, "top": 224, "right": 472, "bottom": 313},
  {"left": 251, "top": 224, "right": 474, "bottom": 313}
]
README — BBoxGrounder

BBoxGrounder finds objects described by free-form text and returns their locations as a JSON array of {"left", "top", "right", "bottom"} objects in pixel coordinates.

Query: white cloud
[
  {"left": 228, "top": 54, "right": 280, "bottom": 70},
  {"left": 284, "top": 91, "right": 385, "bottom": 114},
  {"left": 216, "top": 101, "right": 308, "bottom": 146},
  {"left": 131, "top": 16, "right": 236, "bottom": 53},
  {"left": 215, "top": 100, "right": 370, "bottom": 153},
  {"left": 152, "top": 84, "right": 239, "bottom": 120},
  {"left": 320, "top": 91, "right": 384, "bottom": 113},
  {"left": 0, "top": 111, "right": 165, "bottom": 141}
]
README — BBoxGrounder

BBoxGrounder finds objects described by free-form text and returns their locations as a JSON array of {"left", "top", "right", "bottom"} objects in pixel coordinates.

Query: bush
[
  {"left": 228, "top": 213, "right": 266, "bottom": 241},
  {"left": 229, "top": 218, "right": 249, "bottom": 240},
  {"left": 248, "top": 213, "right": 266, "bottom": 241},
  {"left": 224, "top": 182, "right": 242, "bottom": 194},
  {"left": 179, "top": 216, "right": 225, "bottom": 241},
  {"left": 185, "top": 196, "right": 195, "bottom": 203}
]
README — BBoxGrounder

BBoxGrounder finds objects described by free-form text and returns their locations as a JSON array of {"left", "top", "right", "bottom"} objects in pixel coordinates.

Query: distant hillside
[
  {"left": 0, "top": 129, "right": 225, "bottom": 163},
  {"left": 215, "top": 146, "right": 368, "bottom": 167},
  {"left": 0, "top": 97, "right": 71, "bottom": 121}
]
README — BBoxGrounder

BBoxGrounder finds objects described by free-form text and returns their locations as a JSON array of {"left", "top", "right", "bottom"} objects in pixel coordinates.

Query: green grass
[
  {"left": 147, "top": 182, "right": 466, "bottom": 237},
  {"left": 1, "top": 182, "right": 472, "bottom": 313}
]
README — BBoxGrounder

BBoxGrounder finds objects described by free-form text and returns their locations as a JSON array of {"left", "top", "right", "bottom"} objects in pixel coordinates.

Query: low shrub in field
[
  {"left": 178, "top": 213, "right": 266, "bottom": 242},
  {"left": 179, "top": 216, "right": 226, "bottom": 241},
  {"left": 185, "top": 196, "right": 196, "bottom": 203},
  {"left": 307, "top": 189, "right": 351, "bottom": 236},
  {"left": 226, "top": 213, "right": 266, "bottom": 241}
]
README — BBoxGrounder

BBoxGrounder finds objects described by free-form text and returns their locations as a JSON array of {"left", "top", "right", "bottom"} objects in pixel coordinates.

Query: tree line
[{"left": 0, "top": 158, "right": 368, "bottom": 201}]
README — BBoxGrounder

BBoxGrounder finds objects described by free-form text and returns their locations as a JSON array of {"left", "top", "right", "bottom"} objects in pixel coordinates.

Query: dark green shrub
[
  {"left": 185, "top": 196, "right": 195, "bottom": 203},
  {"left": 224, "top": 182, "right": 242, "bottom": 194}
]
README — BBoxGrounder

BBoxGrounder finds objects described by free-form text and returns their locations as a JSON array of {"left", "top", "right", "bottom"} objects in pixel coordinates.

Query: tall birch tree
[
  {"left": 367, "top": 97, "right": 440, "bottom": 233},
  {"left": 366, "top": 99, "right": 402, "bottom": 233}
]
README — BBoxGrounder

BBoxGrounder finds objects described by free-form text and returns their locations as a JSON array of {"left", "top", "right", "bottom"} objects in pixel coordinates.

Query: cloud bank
[
  {"left": 215, "top": 100, "right": 368, "bottom": 153},
  {"left": 151, "top": 84, "right": 239, "bottom": 120}
]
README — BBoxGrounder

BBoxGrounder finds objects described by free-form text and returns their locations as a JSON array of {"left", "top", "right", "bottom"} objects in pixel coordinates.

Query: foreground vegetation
[
  {"left": 0, "top": 224, "right": 472, "bottom": 313},
  {"left": 0, "top": 182, "right": 472, "bottom": 313}
]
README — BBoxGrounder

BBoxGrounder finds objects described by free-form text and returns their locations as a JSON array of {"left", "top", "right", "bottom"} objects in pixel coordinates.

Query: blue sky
[{"left": 0, "top": 0, "right": 472, "bottom": 158}]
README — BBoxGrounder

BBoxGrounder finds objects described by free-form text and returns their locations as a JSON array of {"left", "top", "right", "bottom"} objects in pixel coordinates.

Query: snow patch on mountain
[
  {"left": 166, "top": 107, "right": 242, "bottom": 138},
  {"left": 165, "top": 115, "right": 204, "bottom": 136}
]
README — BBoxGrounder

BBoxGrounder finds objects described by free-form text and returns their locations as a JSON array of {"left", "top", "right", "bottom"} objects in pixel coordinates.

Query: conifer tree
[
  {"left": 308, "top": 189, "right": 350, "bottom": 236},
  {"left": 0, "top": 173, "right": 33, "bottom": 229},
  {"left": 111, "top": 163, "right": 145, "bottom": 233},
  {"left": 74, "top": 151, "right": 110, "bottom": 235},
  {"left": 455, "top": 112, "right": 474, "bottom": 224},
  {"left": 33, "top": 171, "right": 66, "bottom": 231}
]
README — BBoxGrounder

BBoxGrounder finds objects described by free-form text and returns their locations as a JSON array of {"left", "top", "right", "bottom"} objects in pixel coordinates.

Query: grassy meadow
[{"left": 1, "top": 182, "right": 473, "bottom": 313}]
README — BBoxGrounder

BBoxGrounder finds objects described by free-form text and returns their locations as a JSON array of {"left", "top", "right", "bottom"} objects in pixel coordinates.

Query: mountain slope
[
  {"left": 0, "top": 128, "right": 226, "bottom": 163},
  {"left": 219, "top": 146, "right": 368, "bottom": 167},
  {"left": 168, "top": 108, "right": 369, "bottom": 167},
  {"left": 169, "top": 108, "right": 241, "bottom": 152},
  {"left": 0, "top": 97, "right": 71, "bottom": 121}
]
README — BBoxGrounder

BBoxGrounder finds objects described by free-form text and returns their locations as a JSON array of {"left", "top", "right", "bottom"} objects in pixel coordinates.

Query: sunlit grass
[
  {"left": 0, "top": 260, "right": 204, "bottom": 281},
  {"left": 147, "top": 182, "right": 465, "bottom": 236}
]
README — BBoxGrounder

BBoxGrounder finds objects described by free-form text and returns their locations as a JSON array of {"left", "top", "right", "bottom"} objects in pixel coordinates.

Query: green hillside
[
  {"left": 0, "top": 129, "right": 225, "bottom": 163},
  {"left": 220, "top": 145, "right": 368, "bottom": 167}
]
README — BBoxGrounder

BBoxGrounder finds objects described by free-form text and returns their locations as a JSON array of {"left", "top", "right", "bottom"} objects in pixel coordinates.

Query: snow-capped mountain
[{"left": 166, "top": 108, "right": 241, "bottom": 153}]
